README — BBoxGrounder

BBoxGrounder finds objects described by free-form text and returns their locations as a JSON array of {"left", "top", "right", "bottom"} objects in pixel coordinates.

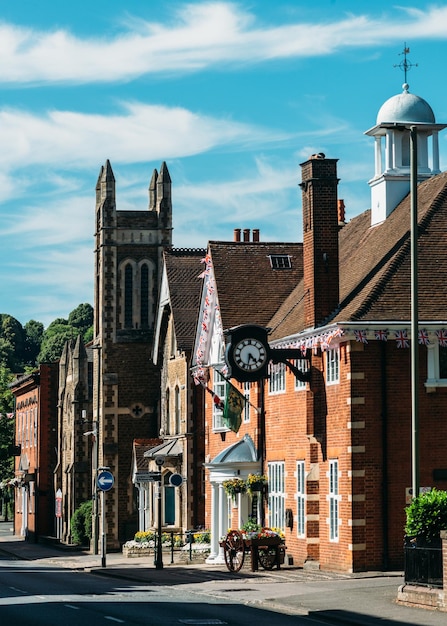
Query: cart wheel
[
  {"left": 223, "top": 530, "right": 245, "bottom": 572},
  {"left": 258, "top": 546, "right": 277, "bottom": 570}
]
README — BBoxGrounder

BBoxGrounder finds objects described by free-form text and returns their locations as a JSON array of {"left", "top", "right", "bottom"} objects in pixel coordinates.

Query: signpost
[{"left": 97, "top": 468, "right": 114, "bottom": 567}]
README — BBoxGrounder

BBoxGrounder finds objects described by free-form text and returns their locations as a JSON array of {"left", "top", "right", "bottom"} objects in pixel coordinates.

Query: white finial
[{"left": 403, "top": 83, "right": 409, "bottom": 92}]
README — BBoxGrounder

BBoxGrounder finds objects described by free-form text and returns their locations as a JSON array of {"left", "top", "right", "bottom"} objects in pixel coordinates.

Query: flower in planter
[
  {"left": 223, "top": 477, "right": 247, "bottom": 497},
  {"left": 246, "top": 473, "right": 268, "bottom": 494}
]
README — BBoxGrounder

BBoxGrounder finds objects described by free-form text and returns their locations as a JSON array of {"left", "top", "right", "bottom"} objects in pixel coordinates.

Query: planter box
[{"left": 122, "top": 545, "right": 153, "bottom": 558}]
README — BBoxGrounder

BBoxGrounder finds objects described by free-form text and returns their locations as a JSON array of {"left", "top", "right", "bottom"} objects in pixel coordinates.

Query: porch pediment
[{"left": 209, "top": 434, "right": 258, "bottom": 466}]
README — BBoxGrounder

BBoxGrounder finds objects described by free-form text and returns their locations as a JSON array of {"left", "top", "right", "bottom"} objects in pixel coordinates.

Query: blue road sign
[{"left": 97, "top": 470, "right": 114, "bottom": 491}]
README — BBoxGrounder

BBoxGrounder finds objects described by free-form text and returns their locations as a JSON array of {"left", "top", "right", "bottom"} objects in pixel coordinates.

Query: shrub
[
  {"left": 404, "top": 488, "right": 447, "bottom": 543},
  {"left": 70, "top": 500, "right": 92, "bottom": 545}
]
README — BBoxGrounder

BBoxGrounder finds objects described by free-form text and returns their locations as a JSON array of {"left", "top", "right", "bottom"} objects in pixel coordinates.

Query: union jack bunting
[
  {"left": 354, "top": 329, "right": 368, "bottom": 344},
  {"left": 394, "top": 329, "right": 409, "bottom": 348},
  {"left": 418, "top": 329, "right": 430, "bottom": 346},
  {"left": 374, "top": 329, "right": 388, "bottom": 341},
  {"left": 436, "top": 329, "right": 447, "bottom": 347}
]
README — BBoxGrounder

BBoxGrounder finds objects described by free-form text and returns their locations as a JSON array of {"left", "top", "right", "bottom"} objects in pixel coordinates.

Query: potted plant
[
  {"left": 403, "top": 488, "right": 447, "bottom": 587},
  {"left": 404, "top": 488, "right": 447, "bottom": 546},
  {"left": 246, "top": 473, "right": 268, "bottom": 494},
  {"left": 223, "top": 477, "right": 247, "bottom": 498}
]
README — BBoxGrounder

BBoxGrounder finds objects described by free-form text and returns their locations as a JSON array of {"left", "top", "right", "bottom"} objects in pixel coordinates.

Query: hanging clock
[{"left": 225, "top": 325, "right": 270, "bottom": 382}]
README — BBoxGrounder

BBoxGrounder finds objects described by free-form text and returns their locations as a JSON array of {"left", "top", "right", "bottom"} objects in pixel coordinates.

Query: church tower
[
  {"left": 365, "top": 83, "right": 446, "bottom": 226},
  {"left": 93, "top": 161, "right": 172, "bottom": 547}
]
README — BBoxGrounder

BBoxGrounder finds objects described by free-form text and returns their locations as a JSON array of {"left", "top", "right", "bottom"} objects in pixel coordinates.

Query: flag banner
[
  {"left": 223, "top": 382, "right": 245, "bottom": 433},
  {"left": 203, "top": 384, "right": 224, "bottom": 411}
]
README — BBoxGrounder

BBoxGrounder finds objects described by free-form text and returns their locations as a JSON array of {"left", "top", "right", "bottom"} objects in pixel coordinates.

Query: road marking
[
  {"left": 65, "top": 604, "right": 80, "bottom": 610},
  {"left": 104, "top": 618, "right": 124, "bottom": 623},
  {"left": 179, "top": 621, "right": 227, "bottom": 625},
  {"left": 8, "top": 586, "right": 26, "bottom": 594}
]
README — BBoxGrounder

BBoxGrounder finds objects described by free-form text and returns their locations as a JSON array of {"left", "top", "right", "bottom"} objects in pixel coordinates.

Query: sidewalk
[{"left": 0, "top": 521, "right": 445, "bottom": 626}]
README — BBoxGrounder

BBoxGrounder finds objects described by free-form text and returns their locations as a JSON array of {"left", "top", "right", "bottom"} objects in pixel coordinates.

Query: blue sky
[{"left": 1, "top": 1, "right": 447, "bottom": 327}]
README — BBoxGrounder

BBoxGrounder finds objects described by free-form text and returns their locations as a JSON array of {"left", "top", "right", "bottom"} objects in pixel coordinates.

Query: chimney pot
[
  {"left": 252, "top": 229, "right": 260, "bottom": 242},
  {"left": 234, "top": 228, "right": 241, "bottom": 242},
  {"left": 243, "top": 228, "right": 250, "bottom": 242}
]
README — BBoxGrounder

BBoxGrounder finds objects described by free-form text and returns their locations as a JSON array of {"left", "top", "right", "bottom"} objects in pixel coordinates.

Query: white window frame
[
  {"left": 326, "top": 347, "right": 339, "bottom": 385},
  {"left": 268, "top": 362, "right": 286, "bottom": 395},
  {"left": 294, "top": 359, "right": 308, "bottom": 391},
  {"left": 328, "top": 459, "right": 339, "bottom": 542},
  {"left": 296, "top": 461, "right": 306, "bottom": 537},
  {"left": 426, "top": 343, "right": 447, "bottom": 388},
  {"left": 243, "top": 382, "right": 250, "bottom": 423},
  {"left": 268, "top": 461, "right": 285, "bottom": 531},
  {"left": 212, "top": 368, "right": 227, "bottom": 431}
]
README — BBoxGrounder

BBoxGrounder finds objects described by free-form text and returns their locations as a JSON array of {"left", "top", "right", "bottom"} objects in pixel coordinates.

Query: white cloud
[
  {"left": 0, "top": 102, "right": 285, "bottom": 171},
  {"left": 0, "top": 3, "right": 445, "bottom": 84}
]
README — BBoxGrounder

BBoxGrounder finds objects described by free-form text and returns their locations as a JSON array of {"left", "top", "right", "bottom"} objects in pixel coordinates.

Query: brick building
[
  {"left": 54, "top": 336, "right": 93, "bottom": 543},
  {"left": 10, "top": 364, "right": 59, "bottom": 541},
  {"left": 192, "top": 84, "right": 447, "bottom": 572},
  {"left": 140, "top": 247, "right": 207, "bottom": 533},
  {"left": 93, "top": 160, "right": 172, "bottom": 547}
]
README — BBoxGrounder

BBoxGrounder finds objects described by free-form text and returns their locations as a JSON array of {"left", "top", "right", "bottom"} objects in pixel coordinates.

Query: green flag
[{"left": 223, "top": 382, "right": 245, "bottom": 433}]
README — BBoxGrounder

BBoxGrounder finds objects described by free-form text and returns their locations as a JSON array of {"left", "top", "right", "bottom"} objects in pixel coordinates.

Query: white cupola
[{"left": 365, "top": 83, "right": 446, "bottom": 226}]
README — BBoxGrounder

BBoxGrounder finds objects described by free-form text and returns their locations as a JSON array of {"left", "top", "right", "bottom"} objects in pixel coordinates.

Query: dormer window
[{"left": 268, "top": 254, "right": 292, "bottom": 270}]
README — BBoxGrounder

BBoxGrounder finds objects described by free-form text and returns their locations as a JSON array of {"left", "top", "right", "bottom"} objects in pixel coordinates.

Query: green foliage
[
  {"left": 38, "top": 304, "right": 93, "bottom": 363},
  {"left": 38, "top": 323, "right": 75, "bottom": 363},
  {"left": 0, "top": 366, "right": 15, "bottom": 482},
  {"left": 23, "top": 320, "right": 44, "bottom": 366},
  {"left": 68, "top": 303, "right": 93, "bottom": 336},
  {"left": 70, "top": 500, "right": 92, "bottom": 545},
  {"left": 405, "top": 488, "right": 447, "bottom": 542}
]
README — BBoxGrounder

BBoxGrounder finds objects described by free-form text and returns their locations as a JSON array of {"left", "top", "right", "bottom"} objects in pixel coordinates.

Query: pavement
[{"left": 0, "top": 520, "right": 446, "bottom": 626}]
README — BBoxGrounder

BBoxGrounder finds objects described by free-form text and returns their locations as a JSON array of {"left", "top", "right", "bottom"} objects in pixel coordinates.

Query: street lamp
[{"left": 91, "top": 343, "right": 101, "bottom": 555}]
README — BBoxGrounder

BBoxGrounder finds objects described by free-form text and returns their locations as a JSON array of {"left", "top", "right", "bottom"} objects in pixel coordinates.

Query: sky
[{"left": 1, "top": 1, "right": 447, "bottom": 327}]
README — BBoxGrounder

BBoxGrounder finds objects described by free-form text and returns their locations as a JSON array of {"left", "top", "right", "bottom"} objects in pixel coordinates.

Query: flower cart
[{"left": 220, "top": 528, "right": 285, "bottom": 572}]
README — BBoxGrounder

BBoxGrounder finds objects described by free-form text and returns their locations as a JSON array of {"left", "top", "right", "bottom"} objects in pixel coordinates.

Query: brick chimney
[{"left": 300, "top": 156, "right": 340, "bottom": 328}]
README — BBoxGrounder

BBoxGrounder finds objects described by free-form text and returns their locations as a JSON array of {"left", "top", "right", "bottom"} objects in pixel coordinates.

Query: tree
[
  {"left": 38, "top": 323, "right": 75, "bottom": 363},
  {"left": 0, "top": 366, "right": 15, "bottom": 481},
  {"left": 68, "top": 303, "right": 93, "bottom": 339},
  {"left": 24, "top": 320, "right": 44, "bottom": 367},
  {"left": 0, "top": 315, "right": 26, "bottom": 371}
]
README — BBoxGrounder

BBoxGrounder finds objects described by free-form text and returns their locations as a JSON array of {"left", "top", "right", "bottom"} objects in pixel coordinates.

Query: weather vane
[{"left": 393, "top": 43, "right": 418, "bottom": 84}]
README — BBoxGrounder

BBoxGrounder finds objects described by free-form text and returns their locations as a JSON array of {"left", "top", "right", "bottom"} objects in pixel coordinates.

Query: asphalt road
[{"left": 0, "top": 555, "right": 334, "bottom": 626}]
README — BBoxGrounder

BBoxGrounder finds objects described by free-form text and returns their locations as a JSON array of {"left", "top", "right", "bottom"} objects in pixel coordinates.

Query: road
[{"left": 0, "top": 551, "right": 338, "bottom": 626}]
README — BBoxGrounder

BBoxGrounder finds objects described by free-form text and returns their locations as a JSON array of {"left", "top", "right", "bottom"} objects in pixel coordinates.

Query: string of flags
[{"left": 351, "top": 328, "right": 447, "bottom": 348}]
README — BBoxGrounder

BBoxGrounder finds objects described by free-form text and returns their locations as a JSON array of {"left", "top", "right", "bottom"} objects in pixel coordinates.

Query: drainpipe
[{"left": 380, "top": 342, "right": 389, "bottom": 569}]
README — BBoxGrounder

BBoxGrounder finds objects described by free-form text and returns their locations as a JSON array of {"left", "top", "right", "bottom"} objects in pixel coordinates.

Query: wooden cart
[{"left": 221, "top": 529, "right": 285, "bottom": 572}]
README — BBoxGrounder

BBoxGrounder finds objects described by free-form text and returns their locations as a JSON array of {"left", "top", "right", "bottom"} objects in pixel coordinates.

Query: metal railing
[{"left": 404, "top": 540, "right": 443, "bottom": 588}]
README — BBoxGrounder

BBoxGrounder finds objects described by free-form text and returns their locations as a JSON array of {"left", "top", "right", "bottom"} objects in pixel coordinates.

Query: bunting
[
  {"left": 375, "top": 329, "right": 388, "bottom": 341},
  {"left": 418, "top": 329, "right": 430, "bottom": 346},
  {"left": 354, "top": 329, "right": 368, "bottom": 344},
  {"left": 394, "top": 329, "right": 409, "bottom": 349}
]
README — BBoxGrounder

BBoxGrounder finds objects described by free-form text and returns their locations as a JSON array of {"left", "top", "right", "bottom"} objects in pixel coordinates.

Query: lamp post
[{"left": 410, "top": 126, "right": 420, "bottom": 500}]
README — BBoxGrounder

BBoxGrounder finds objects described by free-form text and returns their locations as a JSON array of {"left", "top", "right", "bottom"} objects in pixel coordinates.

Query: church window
[
  {"left": 174, "top": 386, "right": 181, "bottom": 434},
  {"left": 124, "top": 264, "right": 133, "bottom": 328},
  {"left": 141, "top": 264, "right": 149, "bottom": 328},
  {"left": 165, "top": 388, "right": 170, "bottom": 435}
]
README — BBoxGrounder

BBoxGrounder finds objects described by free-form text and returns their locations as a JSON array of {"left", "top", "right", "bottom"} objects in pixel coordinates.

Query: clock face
[{"left": 233, "top": 338, "right": 268, "bottom": 372}]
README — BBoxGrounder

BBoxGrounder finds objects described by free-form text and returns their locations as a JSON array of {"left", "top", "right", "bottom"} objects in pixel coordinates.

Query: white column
[
  {"left": 432, "top": 131, "right": 440, "bottom": 173},
  {"left": 386, "top": 130, "right": 393, "bottom": 171},
  {"left": 375, "top": 136, "right": 382, "bottom": 176},
  {"left": 206, "top": 482, "right": 219, "bottom": 561}
]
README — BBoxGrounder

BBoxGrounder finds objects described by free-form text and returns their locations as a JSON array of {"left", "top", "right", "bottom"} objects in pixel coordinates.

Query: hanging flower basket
[
  {"left": 223, "top": 478, "right": 247, "bottom": 498},
  {"left": 246, "top": 473, "right": 268, "bottom": 494}
]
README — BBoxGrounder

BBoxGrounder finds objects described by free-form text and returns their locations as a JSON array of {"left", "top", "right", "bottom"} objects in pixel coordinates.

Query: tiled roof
[
  {"left": 164, "top": 248, "right": 207, "bottom": 350},
  {"left": 269, "top": 171, "right": 447, "bottom": 340},
  {"left": 209, "top": 242, "right": 303, "bottom": 331},
  {"left": 133, "top": 438, "right": 162, "bottom": 471}
]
